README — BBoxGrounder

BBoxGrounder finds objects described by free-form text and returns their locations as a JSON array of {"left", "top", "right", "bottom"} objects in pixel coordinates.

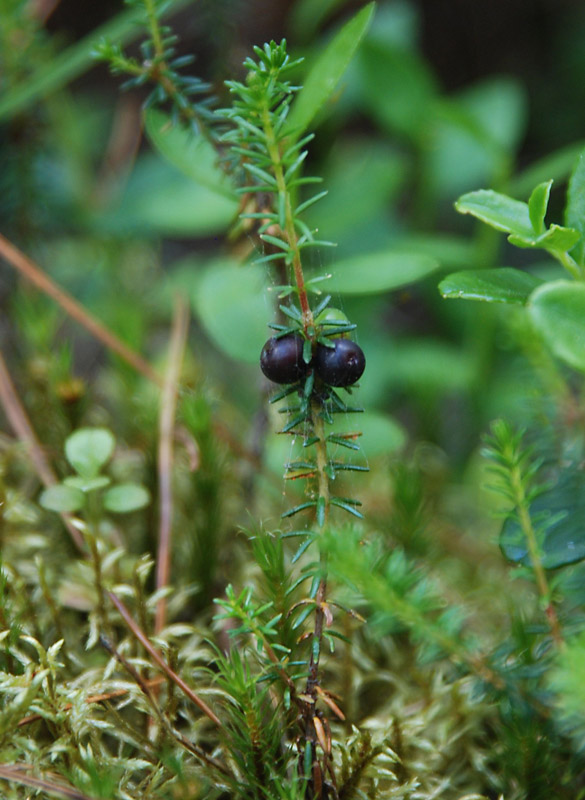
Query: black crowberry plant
[{"left": 8, "top": 1, "right": 585, "bottom": 798}]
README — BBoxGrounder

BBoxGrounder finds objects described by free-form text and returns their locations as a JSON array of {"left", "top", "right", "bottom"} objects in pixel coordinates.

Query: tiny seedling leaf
[
  {"left": 103, "top": 484, "right": 150, "bottom": 513},
  {"left": 65, "top": 428, "right": 115, "bottom": 478},
  {"left": 64, "top": 476, "right": 112, "bottom": 492},
  {"left": 40, "top": 484, "right": 85, "bottom": 513}
]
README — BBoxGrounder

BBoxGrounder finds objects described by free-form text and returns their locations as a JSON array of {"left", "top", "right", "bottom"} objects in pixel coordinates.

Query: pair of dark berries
[{"left": 260, "top": 333, "right": 365, "bottom": 387}]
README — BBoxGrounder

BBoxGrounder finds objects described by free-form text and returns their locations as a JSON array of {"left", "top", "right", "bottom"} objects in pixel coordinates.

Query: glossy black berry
[
  {"left": 260, "top": 334, "right": 308, "bottom": 384},
  {"left": 315, "top": 339, "right": 365, "bottom": 387}
]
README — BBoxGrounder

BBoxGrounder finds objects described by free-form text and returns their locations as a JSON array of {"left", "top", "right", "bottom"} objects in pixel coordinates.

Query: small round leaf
[
  {"left": 65, "top": 428, "right": 115, "bottom": 478},
  {"left": 104, "top": 484, "right": 150, "bottom": 514},
  {"left": 40, "top": 484, "right": 85, "bottom": 513}
]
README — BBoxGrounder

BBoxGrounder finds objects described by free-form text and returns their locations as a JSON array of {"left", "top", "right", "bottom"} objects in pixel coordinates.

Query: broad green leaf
[
  {"left": 285, "top": 3, "right": 375, "bottom": 136},
  {"left": 392, "top": 235, "right": 474, "bottom": 268},
  {"left": 430, "top": 80, "right": 526, "bottom": 198},
  {"left": 65, "top": 428, "right": 115, "bottom": 478},
  {"left": 528, "top": 281, "right": 585, "bottom": 372},
  {"left": 528, "top": 180, "right": 553, "bottom": 235},
  {"left": 508, "top": 224, "right": 581, "bottom": 252},
  {"left": 0, "top": 0, "right": 193, "bottom": 121},
  {"left": 357, "top": 38, "right": 437, "bottom": 140},
  {"left": 460, "top": 78, "right": 526, "bottom": 155},
  {"left": 96, "top": 155, "right": 237, "bottom": 237},
  {"left": 307, "top": 140, "right": 407, "bottom": 242},
  {"left": 439, "top": 268, "right": 542, "bottom": 305},
  {"left": 144, "top": 109, "right": 235, "bottom": 199},
  {"left": 40, "top": 484, "right": 85, "bottom": 513},
  {"left": 455, "top": 190, "right": 533, "bottom": 238},
  {"left": 193, "top": 259, "right": 272, "bottom": 363},
  {"left": 104, "top": 484, "right": 150, "bottom": 513},
  {"left": 64, "top": 476, "right": 111, "bottom": 492},
  {"left": 566, "top": 147, "right": 585, "bottom": 266},
  {"left": 327, "top": 251, "right": 439, "bottom": 295},
  {"left": 501, "top": 466, "right": 585, "bottom": 568}
]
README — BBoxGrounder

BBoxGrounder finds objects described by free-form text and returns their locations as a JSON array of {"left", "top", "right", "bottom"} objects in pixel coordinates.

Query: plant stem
[
  {"left": 262, "top": 105, "right": 313, "bottom": 328},
  {"left": 551, "top": 248, "right": 584, "bottom": 280},
  {"left": 143, "top": 0, "right": 165, "bottom": 58},
  {"left": 510, "top": 461, "right": 563, "bottom": 646}
]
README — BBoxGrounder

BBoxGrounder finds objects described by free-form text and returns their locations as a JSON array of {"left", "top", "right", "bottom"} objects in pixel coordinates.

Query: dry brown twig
[{"left": 155, "top": 295, "right": 190, "bottom": 635}]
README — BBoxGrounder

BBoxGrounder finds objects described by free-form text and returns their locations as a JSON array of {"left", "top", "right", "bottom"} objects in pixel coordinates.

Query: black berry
[
  {"left": 260, "top": 334, "right": 308, "bottom": 384},
  {"left": 315, "top": 339, "right": 365, "bottom": 387}
]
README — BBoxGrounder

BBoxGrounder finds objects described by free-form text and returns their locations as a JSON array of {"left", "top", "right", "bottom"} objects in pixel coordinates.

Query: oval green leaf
[
  {"left": 104, "top": 484, "right": 150, "bottom": 513},
  {"left": 285, "top": 2, "right": 375, "bottom": 136},
  {"left": 439, "top": 268, "right": 542, "bottom": 305},
  {"left": 455, "top": 189, "right": 533, "bottom": 238},
  {"left": 97, "top": 156, "right": 238, "bottom": 237},
  {"left": 327, "top": 251, "right": 439, "bottom": 295},
  {"left": 501, "top": 466, "right": 585, "bottom": 568},
  {"left": 193, "top": 259, "right": 272, "bottom": 363},
  {"left": 40, "top": 484, "right": 85, "bottom": 513},
  {"left": 528, "top": 280, "right": 585, "bottom": 372},
  {"left": 65, "top": 428, "right": 115, "bottom": 478}
]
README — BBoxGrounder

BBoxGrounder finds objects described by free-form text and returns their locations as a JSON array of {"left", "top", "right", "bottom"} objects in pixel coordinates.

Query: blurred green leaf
[
  {"left": 501, "top": 466, "right": 585, "bottom": 568},
  {"left": 439, "top": 268, "right": 543, "bottom": 305},
  {"left": 327, "top": 250, "right": 440, "bottom": 295},
  {"left": 334, "top": 410, "right": 406, "bottom": 458},
  {"left": 144, "top": 109, "right": 236, "bottom": 199},
  {"left": 65, "top": 428, "right": 115, "bottom": 478},
  {"left": 40, "top": 484, "right": 85, "bottom": 513},
  {"left": 528, "top": 281, "right": 585, "bottom": 372},
  {"left": 428, "top": 80, "right": 527, "bottom": 198},
  {"left": 459, "top": 78, "right": 527, "bottom": 154},
  {"left": 307, "top": 139, "right": 407, "bottom": 242},
  {"left": 455, "top": 190, "right": 533, "bottom": 237},
  {"left": 285, "top": 2, "right": 375, "bottom": 136},
  {"left": 64, "top": 476, "right": 112, "bottom": 492},
  {"left": 193, "top": 259, "right": 272, "bottom": 363},
  {"left": 565, "top": 147, "right": 585, "bottom": 266},
  {"left": 357, "top": 37, "right": 437, "bottom": 140},
  {"left": 528, "top": 180, "right": 553, "bottom": 235},
  {"left": 104, "top": 484, "right": 150, "bottom": 513},
  {"left": 96, "top": 155, "right": 237, "bottom": 236}
]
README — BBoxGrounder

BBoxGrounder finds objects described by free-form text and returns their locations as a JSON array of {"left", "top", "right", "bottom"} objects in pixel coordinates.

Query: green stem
[
  {"left": 262, "top": 105, "right": 313, "bottom": 329},
  {"left": 143, "top": 0, "right": 165, "bottom": 58},
  {"left": 551, "top": 248, "right": 584, "bottom": 280},
  {"left": 509, "top": 461, "right": 563, "bottom": 645}
]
